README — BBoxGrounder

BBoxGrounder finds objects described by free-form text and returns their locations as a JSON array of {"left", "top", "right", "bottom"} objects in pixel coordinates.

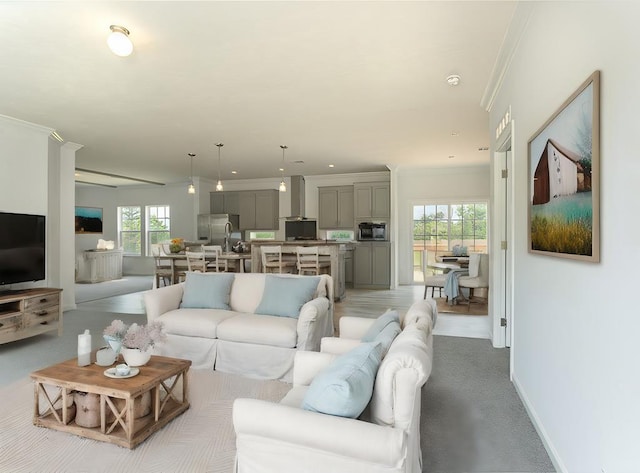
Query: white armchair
[{"left": 233, "top": 299, "right": 437, "bottom": 473}]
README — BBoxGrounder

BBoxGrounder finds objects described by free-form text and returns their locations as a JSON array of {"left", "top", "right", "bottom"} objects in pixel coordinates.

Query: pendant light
[
  {"left": 215, "top": 143, "right": 224, "bottom": 191},
  {"left": 187, "top": 153, "right": 196, "bottom": 194},
  {"left": 279, "top": 145, "right": 288, "bottom": 192}
]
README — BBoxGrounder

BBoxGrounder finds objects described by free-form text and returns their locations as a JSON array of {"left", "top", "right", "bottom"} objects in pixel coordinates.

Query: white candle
[{"left": 77, "top": 329, "right": 92, "bottom": 367}]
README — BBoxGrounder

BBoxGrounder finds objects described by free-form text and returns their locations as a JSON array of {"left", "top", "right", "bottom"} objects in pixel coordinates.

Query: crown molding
[
  {"left": 0, "top": 114, "right": 54, "bottom": 135},
  {"left": 481, "top": 2, "right": 534, "bottom": 112}
]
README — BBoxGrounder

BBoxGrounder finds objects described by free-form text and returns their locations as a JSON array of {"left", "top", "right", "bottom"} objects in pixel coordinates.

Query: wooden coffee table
[{"left": 31, "top": 355, "right": 191, "bottom": 449}]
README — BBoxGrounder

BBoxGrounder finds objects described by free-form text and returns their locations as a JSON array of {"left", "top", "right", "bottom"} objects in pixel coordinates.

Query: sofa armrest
[
  {"left": 292, "top": 351, "right": 336, "bottom": 386},
  {"left": 403, "top": 298, "right": 437, "bottom": 329},
  {"left": 338, "top": 316, "right": 376, "bottom": 339},
  {"left": 296, "top": 297, "right": 333, "bottom": 351},
  {"left": 143, "top": 283, "right": 184, "bottom": 323},
  {"left": 320, "top": 337, "right": 362, "bottom": 355},
  {"left": 233, "top": 398, "right": 406, "bottom": 470}
]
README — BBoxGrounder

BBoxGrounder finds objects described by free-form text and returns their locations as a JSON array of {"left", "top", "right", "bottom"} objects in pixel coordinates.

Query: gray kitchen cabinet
[
  {"left": 354, "top": 242, "right": 390, "bottom": 288},
  {"left": 212, "top": 190, "right": 278, "bottom": 230},
  {"left": 318, "top": 186, "right": 354, "bottom": 229},
  {"left": 210, "top": 192, "right": 225, "bottom": 214},
  {"left": 209, "top": 191, "right": 240, "bottom": 216},
  {"left": 344, "top": 248, "right": 354, "bottom": 285},
  {"left": 354, "top": 182, "right": 390, "bottom": 219},
  {"left": 255, "top": 190, "right": 279, "bottom": 229},
  {"left": 224, "top": 192, "right": 240, "bottom": 215}
]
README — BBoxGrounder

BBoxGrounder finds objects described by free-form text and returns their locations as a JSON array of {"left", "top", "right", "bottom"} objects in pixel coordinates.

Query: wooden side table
[{"left": 31, "top": 355, "right": 191, "bottom": 449}]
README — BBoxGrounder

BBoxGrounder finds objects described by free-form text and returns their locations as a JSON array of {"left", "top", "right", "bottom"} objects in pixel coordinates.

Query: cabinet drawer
[
  {"left": 0, "top": 315, "right": 21, "bottom": 336},
  {"left": 23, "top": 309, "right": 59, "bottom": 328},
  {"left": 24, "top": 294, "right": 60, "bottom": 312}
]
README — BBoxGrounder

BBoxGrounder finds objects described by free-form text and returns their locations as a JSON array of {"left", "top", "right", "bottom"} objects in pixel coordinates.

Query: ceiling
[{"left": 0, "top": 1, "right": 516, "bottom": 187}]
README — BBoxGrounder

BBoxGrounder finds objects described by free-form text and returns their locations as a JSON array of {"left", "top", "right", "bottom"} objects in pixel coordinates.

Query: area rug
[
  {"left": 435, "top": 296, "right": 488, "bottom": 316},
  {"left": 0, "top": 370, "right": 290, "bottom": 473}
]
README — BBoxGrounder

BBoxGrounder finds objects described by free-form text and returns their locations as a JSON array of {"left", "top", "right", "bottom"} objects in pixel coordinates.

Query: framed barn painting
[
  {"left": 75, "top": 206, "right": 103, "bottom": 234},
  {"left": 528, "top": 71, "right": 600, "bottom": 262}
]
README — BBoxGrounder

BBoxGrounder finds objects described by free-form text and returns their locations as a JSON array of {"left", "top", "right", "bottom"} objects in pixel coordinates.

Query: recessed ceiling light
[
  {"left": 447, "top": 74, "right": 461, "bottom": 86},
  {"left": 231, "top": 170, "right": 237, "bottom": 174},
  {"left": 279, "top": 167, "right": 284, "bottom": 172},
  {"left": 448, "top": 155, "right": 455, "bottom": 159},
  {"left": 329, "top": 164, "right": 335, "bottom": 168}
]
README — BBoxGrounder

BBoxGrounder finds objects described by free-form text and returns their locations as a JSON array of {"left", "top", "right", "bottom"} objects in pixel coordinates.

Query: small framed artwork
[
  {"left": 75, "top": 206, "right": 103, "bottom": 234},
  {"left": 528, "top": 70, "right": 600, "bottom": 262}
]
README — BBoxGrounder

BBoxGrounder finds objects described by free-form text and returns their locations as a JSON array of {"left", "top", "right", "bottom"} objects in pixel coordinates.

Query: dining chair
[
  {"left": 295, "top": 246, "right": 331, "bottom": 275},
  {"left": 185, "top": 250, "right": 208, "bottom": 273},
  {"left": 458, "top": 253, "right": 489, "bottom": 309},
  {"left": 261, "top": 245, "right": 296, "bottom": 274},
  {"left": 202, "top": 245, "right": 229, "bottom": 272},
  {"left": 151, "top": 244, "right": 173, "bottom": 287},
  {"left": 423, "top": 273, "right": 447, "bottom": 299}
]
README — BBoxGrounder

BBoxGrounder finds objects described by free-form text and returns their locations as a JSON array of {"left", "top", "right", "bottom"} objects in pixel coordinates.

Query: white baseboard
[{"left": 512, "top": 373, "right": 567, "bottom": 473}]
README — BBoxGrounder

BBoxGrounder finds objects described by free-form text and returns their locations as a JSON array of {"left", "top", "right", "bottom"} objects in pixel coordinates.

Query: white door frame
[{"left": 491, "top": 120, "right": 515, "bottom": 356}]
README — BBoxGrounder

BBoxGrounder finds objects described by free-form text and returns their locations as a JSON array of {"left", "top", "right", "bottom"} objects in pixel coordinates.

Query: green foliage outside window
[{"left": 119, "top": 206, "right": 141, "bottom": 255}]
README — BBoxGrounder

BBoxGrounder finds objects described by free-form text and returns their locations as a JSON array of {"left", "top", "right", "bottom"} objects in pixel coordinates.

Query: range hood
[{"left": 286, "top": 175, "right": 308, "bottom": 220}]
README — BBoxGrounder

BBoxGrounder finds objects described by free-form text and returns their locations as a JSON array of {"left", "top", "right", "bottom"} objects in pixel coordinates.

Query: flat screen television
[{"left": 0, "top": 212, "right": 46, "bottom": 285}]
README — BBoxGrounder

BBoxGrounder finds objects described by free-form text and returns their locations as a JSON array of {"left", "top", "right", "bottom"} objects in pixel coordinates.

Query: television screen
[{"left": 0, "top": 212, "right": 46, "bottom": 285}]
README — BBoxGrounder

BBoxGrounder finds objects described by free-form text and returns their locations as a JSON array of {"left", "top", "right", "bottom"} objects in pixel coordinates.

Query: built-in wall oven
[{"left": 357, "top": 222, "right": 387, "bottom": 241}]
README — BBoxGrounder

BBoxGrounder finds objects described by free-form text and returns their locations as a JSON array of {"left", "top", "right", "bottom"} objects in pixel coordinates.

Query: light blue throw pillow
[
  {"left": 361, "top": 310, "right": 400, "bottom": 342},
  {"left": 374, "top": 320, "right": 401, "bottom": 356},
  {"left": 302, "top": 342, "right": 383, "bottom": 418},
  {"left": 255, "top": 275, "right": 320, "bottom": 318},
  {"left": 180, "top": 272, "right": 235, "bottom": 310}
]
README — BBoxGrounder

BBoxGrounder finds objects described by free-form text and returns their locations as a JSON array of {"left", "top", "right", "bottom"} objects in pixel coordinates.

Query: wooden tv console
[{"left": 0, "top": 288, "right": 62, "bottom": 345}]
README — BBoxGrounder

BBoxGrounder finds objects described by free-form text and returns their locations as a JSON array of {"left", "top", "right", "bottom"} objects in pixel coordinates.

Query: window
[
  {"left": 147, "top": 205, "right": 171, "bottom": 253},
  {"left": 118, "top": 206, "right": 142, "bottom": 255},
  {"left": 326, "top": 230, "right": 355, "bottom": 241},
  {"left": 248, "top": 231, "right": 276, "bottom": 240},
  {"left": 412, "top": 202, "right": 487, "bottom": 282}
]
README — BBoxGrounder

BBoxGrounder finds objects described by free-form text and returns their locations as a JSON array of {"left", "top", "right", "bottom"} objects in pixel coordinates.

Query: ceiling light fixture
[
  {"left": 215, "top": 143, "right": 224, "bottom": 191},
  {"left": 329, "top": 164, "right": 335, "bottom": 168},
  {"left": 279, "top": 145, "right": 288, "bottom": 192},
  {"left": 107, "top": 25, "right": 133, "bottom": 57},
  {"left": 187, "top": 153, "right": 196, "bottom": 194},
  {"left": 447, "top": 74, "right": 461, "bottom": 86}
]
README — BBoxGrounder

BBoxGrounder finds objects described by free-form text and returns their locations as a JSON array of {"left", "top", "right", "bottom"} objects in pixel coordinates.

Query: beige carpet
[
  {"left": 435, "top": 296, "right": 488, "bottom": 316},
  {"left": 0, "top": 370, "right": 290, "bottom": 473}
]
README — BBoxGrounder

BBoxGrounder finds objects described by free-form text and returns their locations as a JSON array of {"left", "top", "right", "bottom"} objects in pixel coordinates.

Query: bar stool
[
  {"left": 296, "top": 246, "right": 331, "bottom": 275},
  {"left": 261, "top": 245, "right": 296, "bottom": 273}
]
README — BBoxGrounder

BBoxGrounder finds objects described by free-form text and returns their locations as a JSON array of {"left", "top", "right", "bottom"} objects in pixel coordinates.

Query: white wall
[
  {"left": 396, "top": 165, "right": 490, "bottom": 285},
  {"left": 75, "top": 182, "right": 202, "bottom": 275},
  {"left": 0, "top": 115, "right": 52, "bottom": 290},
  {"left": 489, "top": 3, "right": 640, "bottom": 472}
]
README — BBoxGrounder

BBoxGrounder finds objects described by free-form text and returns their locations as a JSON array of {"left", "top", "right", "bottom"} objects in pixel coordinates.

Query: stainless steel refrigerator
[{"left": 197, "top": 214, "right": 241, "bottom": 252}]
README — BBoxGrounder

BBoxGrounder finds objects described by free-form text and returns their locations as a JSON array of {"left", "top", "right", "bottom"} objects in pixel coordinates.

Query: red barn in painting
[{"left": 532, "top": 139, "right": 589, "bottom": 205}]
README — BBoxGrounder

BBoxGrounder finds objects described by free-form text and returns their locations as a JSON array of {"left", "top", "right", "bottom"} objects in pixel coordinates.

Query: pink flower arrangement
[{"left": 103, "top": 320, "right": 166, "bottom": 351}]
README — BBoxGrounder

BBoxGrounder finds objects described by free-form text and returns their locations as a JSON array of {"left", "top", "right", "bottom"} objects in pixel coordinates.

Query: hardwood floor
[
  {"left": 75, "top": 281, "right": 491, "bottom": 340},
  {"left": 337, "top": 285, "right": 490, "bottom": 339}
]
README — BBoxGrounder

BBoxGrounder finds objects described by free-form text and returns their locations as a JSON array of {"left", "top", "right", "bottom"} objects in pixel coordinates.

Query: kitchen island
[{"left": 250, "top": 241, "right": 352, "bottom": 301}]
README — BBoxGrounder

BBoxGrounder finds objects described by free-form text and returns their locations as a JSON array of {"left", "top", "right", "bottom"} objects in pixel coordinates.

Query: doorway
[{"left": 492, "top": 121, "right": 515, "bottom": 350}]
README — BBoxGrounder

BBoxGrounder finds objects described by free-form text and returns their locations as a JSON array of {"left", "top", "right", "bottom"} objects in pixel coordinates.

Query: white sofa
[
  {"left": 144, "top": 273, "right": 334, "bottom": 381},
  {"left": 233, "top": 299, "right": 436, "bottom": 473}
]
